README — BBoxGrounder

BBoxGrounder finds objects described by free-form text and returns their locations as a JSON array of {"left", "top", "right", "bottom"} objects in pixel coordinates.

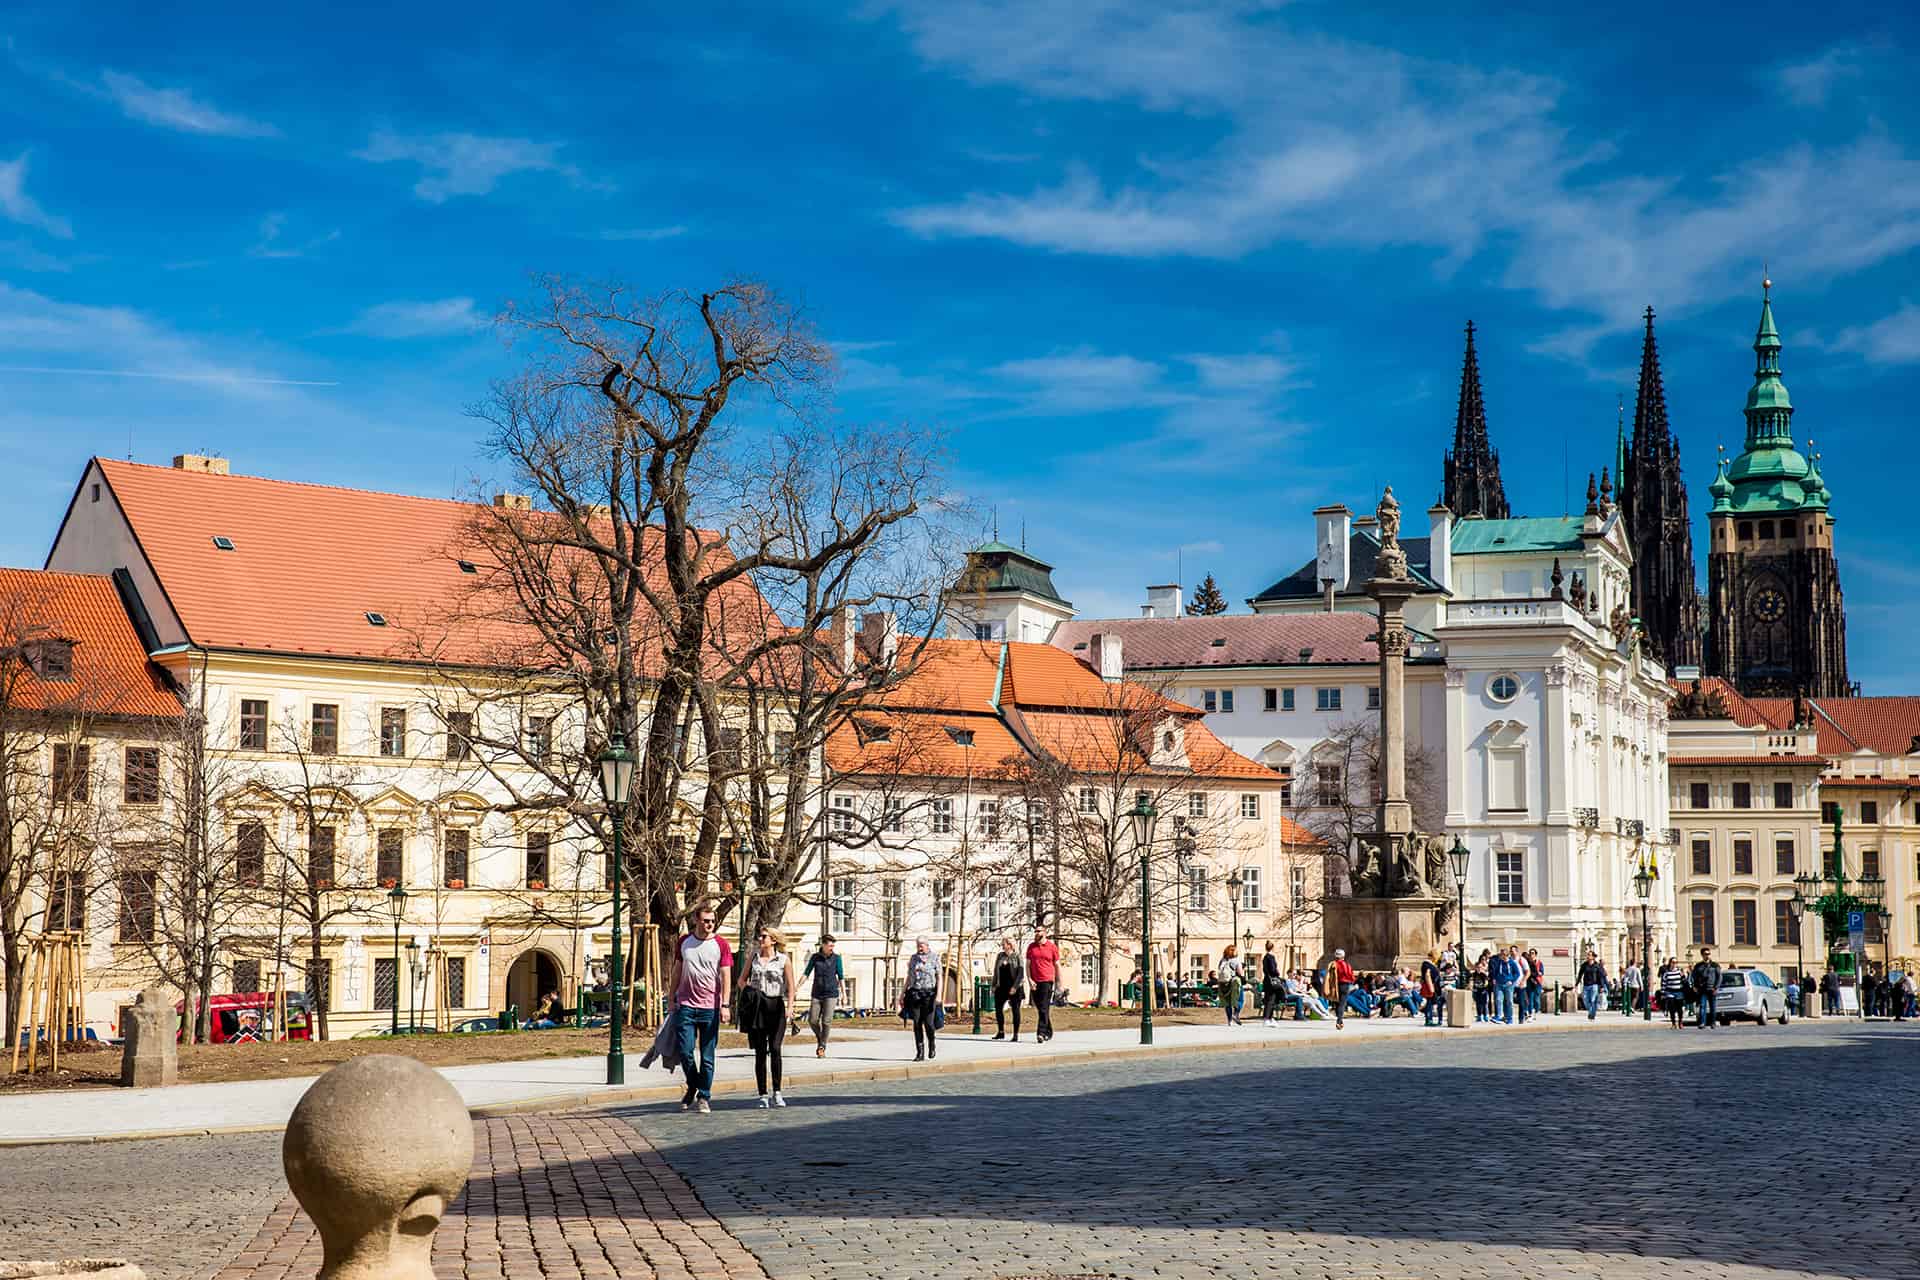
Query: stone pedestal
[
  {"left": 1802, "top": 996, "right": 1820, "bottom": 1020},
  {"left": 120, "top": 988, "right": 177, "bottom": 1088},
  {"left": 1445, "top": 986, "right": 1472, "bottom": 1027},
  {"left": 1322, "top": 895, "right": 1448, "bottom": 973}
]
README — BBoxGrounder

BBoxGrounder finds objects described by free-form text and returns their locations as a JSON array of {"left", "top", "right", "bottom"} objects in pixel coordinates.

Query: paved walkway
[
  {"left": 1, "top": 1009, "right": 1668, "bottom": 1144},
  {"left": 209, "top": 1113, "right": 767, "bottom": 1280}
]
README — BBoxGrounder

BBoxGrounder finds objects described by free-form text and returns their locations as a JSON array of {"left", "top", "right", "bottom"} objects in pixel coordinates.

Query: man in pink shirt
[
  {"left": 1026, "top": 928, "right": 1060, "bottom": 1043},
  {"left": 665, "top": 904, "right": 732, "bottom": 1113}
]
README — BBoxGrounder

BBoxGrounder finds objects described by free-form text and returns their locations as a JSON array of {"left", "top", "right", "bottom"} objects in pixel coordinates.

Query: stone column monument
[{"left": 1323, "top": 487, "right": 1450, "bottom": 973}]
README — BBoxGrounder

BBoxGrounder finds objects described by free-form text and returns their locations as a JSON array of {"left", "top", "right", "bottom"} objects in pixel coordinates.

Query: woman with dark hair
[
  {"left": 1260, "top": 941, "right": 1284, "bottom": 1025},
  {"left": 736, "top": 928, "right": 797, "bottom": 1108}
]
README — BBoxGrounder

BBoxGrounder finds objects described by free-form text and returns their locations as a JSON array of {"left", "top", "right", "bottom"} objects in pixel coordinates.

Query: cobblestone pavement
[
  {"left": 618, "top": 1021, "right": 1919, "bottom": 1280},
  {"left": 0, "top": 1130, "right": 286, "bottom": 1280}
]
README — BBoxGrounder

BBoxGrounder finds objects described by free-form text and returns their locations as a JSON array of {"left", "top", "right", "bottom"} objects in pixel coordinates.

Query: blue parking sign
[{"left": 1848, "top": 910, "right": 1866, "bottom": 932}]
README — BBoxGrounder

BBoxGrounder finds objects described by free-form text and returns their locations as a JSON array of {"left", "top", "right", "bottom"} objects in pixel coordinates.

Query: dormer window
[
  {"left": 457, "top": 560, "right": 478, "bottom": 574},
  {"left": 212, "top": 536, "right": 236, "bottom": 551},
  {"left": 26, "top": 639, "right": 74, "bottom": 679},
  {"left": 854, "top": 719, "right": 892, "bottom": 745},
  {"left": 365, "top": 611, "right": 389, "bottom": 627}
]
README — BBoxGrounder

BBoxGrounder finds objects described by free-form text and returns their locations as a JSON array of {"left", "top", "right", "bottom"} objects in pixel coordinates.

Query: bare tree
[
  {"left": 0, "top": 582, "right": 121, "bottom": 1044},
  {"left": 416, "top": 277, "right": 957, "bottom": 998},
  {"left": 1299, "top": 716, "right": 1441, "bottom": 898}
]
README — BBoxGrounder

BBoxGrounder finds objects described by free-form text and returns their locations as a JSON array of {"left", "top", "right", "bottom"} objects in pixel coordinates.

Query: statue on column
[{"left": 1376, "top": 486, "right": 1408, "bottom": 581}]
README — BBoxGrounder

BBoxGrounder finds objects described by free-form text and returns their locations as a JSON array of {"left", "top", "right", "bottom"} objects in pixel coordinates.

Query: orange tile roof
[
  {"left": 1278, "top": 815, "right": 1323, "bottom": 847},
  {"left": 83, "top": 459, "right": 779, "bottom": 672},
  {"left": 0, "top": 568, "right": 179, "bottom": 719},
  {"left": 828, "top": 637, "right": 1279, "bottom": 784},
  {"left": 1670, "top": 676, "right": 1785, "bottom": 730},
  {"left": 1668, "top": 755, "right": 1829, "bottom": 767},
  {"left": 1798, "top": 698, "right": 1920, "bottom": 757}
]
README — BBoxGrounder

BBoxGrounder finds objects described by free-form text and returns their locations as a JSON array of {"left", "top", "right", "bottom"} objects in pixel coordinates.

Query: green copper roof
[
  {"left": 1449, "top": 515, "right": 1585, "bottom": 555},
  {"left": 955, "top": 542, "right": 1068, "bottom": 603},
  {"left": 1719, "top": 282, "right": 1830, "bottom": 516}
]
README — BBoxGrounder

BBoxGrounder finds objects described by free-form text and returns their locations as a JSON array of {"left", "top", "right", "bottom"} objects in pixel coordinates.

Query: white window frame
[
  {"left": 1080, "top": 954, "right": 1097, "bottom": 987},
  {"left": 883, "top": 796, "right": 906, "bottom": 833},
  {"left": 1188, "top": 792, "right": 1207, "bottom": 818},
  {"left": 1239, "top": 866, "right": 1262, "bottom": 910},
  {"left": 932, "top": 878, "right": 954, "bottom": 934},
  {"left": 1495, "top": 851, "right": 1525, "bottom": 905},
  {"left": 1239, "top": 794, "right": 1260, "bottom": 820},
  {"left": 1186, "top": 865, "right": 1209, "bottom": 911},
  {"left": 830, "top": 794, "right": 857, "bottom": 835},
  {"left": 830, "top": 877, "right": 856, "bottom": 933},
  {"left": 1290, "top": 865, "right": 1306, "bottom": 909},
  {"left": 977, "top": 799, "right": 1000, "bottom": 836},
  {"left": 880, "top": 879, "right": 904, "bottom": 938},
  {"left": 1077, "top": 787, "right": 1099, "bottom": 815},
  {"left": 929, "top": 797, "right": 954, "bottom": 835},
  {"left": 979, "top": 881, "right": 1001, "bottom": 931}
]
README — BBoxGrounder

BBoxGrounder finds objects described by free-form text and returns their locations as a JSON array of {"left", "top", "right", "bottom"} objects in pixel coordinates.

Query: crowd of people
[{"left": 648, "top": 905, "right": 1915, "bottom": 1114}]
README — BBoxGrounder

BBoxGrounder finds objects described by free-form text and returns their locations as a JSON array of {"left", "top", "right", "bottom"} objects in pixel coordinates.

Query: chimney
[
  {"left": 493, "top": 493, "right": 533, "bottom": 512},
  {"left": 829, "top": 605, "right": 855, "bottom": 670},
  {"left": 1089, "top": 631, "right": 1125, "bottom": 682},
  {"left": 859, "top": 611, "right": 899, "bottom": 668},
  {"left": 1312, "top": 504, "right": 1351, "bottom": 605},
  {"left": 1427, "top": 504, "right": 1453, "bottom": 592},
  {"left": 172, "top": 454, "right": 230, "bottom": 475},
  {"left": 1143, "top": 584, "right": 1183, "bottom": 619}
]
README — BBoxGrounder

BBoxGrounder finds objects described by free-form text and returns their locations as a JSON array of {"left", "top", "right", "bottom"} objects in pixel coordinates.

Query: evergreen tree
[{"left": 1189, "top": 573, "right": 1228, "bottom": 616}]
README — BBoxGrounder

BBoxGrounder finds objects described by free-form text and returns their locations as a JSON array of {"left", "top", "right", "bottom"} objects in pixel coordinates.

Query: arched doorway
[{"left": 505, "top": 948, "right": 563, "bottom": 1017}]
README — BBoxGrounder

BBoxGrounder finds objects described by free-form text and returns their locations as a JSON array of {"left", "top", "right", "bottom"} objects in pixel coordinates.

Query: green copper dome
[
  {"left": 1708, "top": 456, "right": 1735, "bottom": 513},
  {"left": 1719, "top": 281, "right": 1828, "bottom": 516}
]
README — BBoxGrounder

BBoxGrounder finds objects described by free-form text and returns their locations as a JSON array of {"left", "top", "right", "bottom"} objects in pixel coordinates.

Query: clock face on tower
[{"left": 1750, "top": 588, "right": 1787, "bottom": 623}]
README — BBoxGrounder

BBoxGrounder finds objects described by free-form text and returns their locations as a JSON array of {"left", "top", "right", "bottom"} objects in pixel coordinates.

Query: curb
[{"left": 0, "top": 1013, "right": 1732, "bottom": 1148}]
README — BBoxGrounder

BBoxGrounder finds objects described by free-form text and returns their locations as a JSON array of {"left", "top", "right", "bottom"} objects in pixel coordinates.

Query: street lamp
[
  {"left": 1226, "top": 868, "right": 1245, "bottom": 983},
  {"left": 384, "top": 885, "right": 408, "bottom": 1036},
  {"left": 1632, "top": 860, "right": 1654, "bottom": 1022},
  {"left": 1447, "top": 836, "right": 1470, "bottom": 990},
  {"left": 1128, "top": 796, "right": 1157, "bottom": 1045},
  {"left": 1787, "top": 892, "right": 1806, "bottom": 1007},
  {"left": 1174, "top": 839, "right": 1194, "bottom": 1007},
  {"left": 405, "top": 939, "right": 420, "bottom": 1034},
  {"left": 598, "top": 732, "right": 637, "bottom": 1085}
]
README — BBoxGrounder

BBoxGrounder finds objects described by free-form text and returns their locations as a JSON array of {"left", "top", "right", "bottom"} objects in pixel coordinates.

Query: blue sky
[{"left": 2, "top": 4, "right": 1918, "bottom": 688}]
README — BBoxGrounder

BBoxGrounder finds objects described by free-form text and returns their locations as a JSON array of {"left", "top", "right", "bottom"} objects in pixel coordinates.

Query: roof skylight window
[
  {"left": 457, "top": 560, "right": 478, "bottom": 574},
  {"left": 212, "top": 536, "right": 236, "bottom": 551},
  {"left": 365, "top": 611, "right": 389, "bottom": 627},
  {"left": 1210, "top": 637, "right": 1227, "bottom": 647}
]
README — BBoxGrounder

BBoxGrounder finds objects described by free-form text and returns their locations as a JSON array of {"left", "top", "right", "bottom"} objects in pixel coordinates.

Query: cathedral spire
[
  {"left": 1621, "top": 302, "right": 1701, "bottom": 669},
  {"left": 1440, "top": 320, "right": 1510, "bottom": 518},
  {"left": 1633, "top": 305, "right": 1674, "bottom": 460},
  {"left": 1745, "top": 274, "right": 1793, "bottom": 449}
]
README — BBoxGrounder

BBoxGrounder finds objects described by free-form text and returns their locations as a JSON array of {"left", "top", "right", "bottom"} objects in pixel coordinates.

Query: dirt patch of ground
[{"left": 0, "top": 1025, "right": 747, "bottom": 1094}]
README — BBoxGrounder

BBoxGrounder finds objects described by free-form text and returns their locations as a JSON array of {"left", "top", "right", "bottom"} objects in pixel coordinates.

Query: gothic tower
[
  {"left": 1440, "top": 321, "right": 1511, "bottom": 519},
  {"left": 1619, "top": 306, "right": 1703, "bottom": 668},
  {"left": 1704, "top": 282, "right": 1850, "bottom": 696}
]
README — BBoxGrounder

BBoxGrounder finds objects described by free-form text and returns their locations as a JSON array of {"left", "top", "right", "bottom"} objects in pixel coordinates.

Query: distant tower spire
[
  {"left": 1621, "top": 302, "right": 1701, "bottom": 667},
  {"left": 1440, "top": 320, "right": 1510, "bottom": 519}
]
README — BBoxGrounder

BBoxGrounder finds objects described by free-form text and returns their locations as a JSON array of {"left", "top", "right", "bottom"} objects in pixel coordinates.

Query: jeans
[
  {"left": 807, "top": 995, "right": 836, "bottom": 1049},
  {"left": 1279, "top": 993, "right": 1306, "bottom": 1019},
  {"left": 1495, "top": 984, "right": 1517, "bottom": 1023},
  {"left": 1582, "top": 983, "right": 1604, "bottom": 1018},
  {"left": 1697, "top": 991, "right": 1718, "bottom": 1028},
  {"left": 1472, "top": 988, "right": 1488, "bottom": 1020},
  {"left": 1032, "top": 980, "right": 1055, "bottom": 1038},
  {"left": 674, "top": 1004, "right": 720, "bottom": 1100},
  {"left": 1343, "top": 989, "right": 1375, "bottom": 1017},
  {"left": 1335, "top": 982, "right": 1354, "bottom": 1025},
  {"left": 1424, "top": 992, "right": 1444, "bottom": 1025}
]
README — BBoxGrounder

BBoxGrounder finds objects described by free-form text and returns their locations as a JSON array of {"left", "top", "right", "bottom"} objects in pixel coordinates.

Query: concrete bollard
[
  {"left": 1445, "top": 986, "right": 1472, "bottom": 1027},
  {"left": 283, "top": 1055, "right": 474, "bottom": 1280},
  {"left": 120, "top": 988, "right": 177, "bottom": 1088}
]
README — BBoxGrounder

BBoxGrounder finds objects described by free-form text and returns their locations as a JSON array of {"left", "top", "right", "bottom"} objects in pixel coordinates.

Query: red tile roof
[
  {"left": 1668, "top": 755, "right": 1829, "bottom": 767},
  {"left": 85, "top": 459, "right": 779, "bottom": 672},
  {"left": 1670, "top": 678, "right": 1920, "bottom": 759},
  {"left": 1051, "top": 612, "right": 1380, "bottom": 670},
  {"left": 0, "top": 568, "right": 179, "bottom": 719}
]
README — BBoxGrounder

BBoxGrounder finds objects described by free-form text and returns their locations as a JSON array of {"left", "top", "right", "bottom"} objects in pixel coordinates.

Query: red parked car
[{"left": 169, "top": 992, "right": 313, "bottom": 1043}]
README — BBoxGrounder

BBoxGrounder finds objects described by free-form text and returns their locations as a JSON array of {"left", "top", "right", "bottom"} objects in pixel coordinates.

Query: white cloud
[
  {"left": 346, "top": 297, "right": 488, "bottom": 339},
  {"left": 100, "top": 70, "right": 277, "bottom": 137},
  {"left": 1778, "top": 45, "right": 1864, "bottom": 107},
  {"left": 1828, "top": 302, "right": 1920, "bottom": 365},
  {"left": 249, "top": 211, "right": 340, "bottom": 260},
  {"left": 879, "top": 3, "right": 1920, "bottom": 351},
  {"left": 0, "top": 283, "right": 326, "bottom": 396},
  {"left": 0, "top": 153, "right": 72, "bottom": 239},
  {"left": 596, "top": 224, "right": 687, "bottom": 241},
  {"left": 356, "top": 131, "right": 569, "bottom": 202}
]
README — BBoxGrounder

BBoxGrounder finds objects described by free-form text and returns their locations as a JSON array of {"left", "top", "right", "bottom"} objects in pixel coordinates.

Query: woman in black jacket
[
  {"left": 992, "top": 937, "right": 1026, "bottom": 1040},
  {"left": 1260, "top": 941, "right": 1283, "bottom": 1024}
]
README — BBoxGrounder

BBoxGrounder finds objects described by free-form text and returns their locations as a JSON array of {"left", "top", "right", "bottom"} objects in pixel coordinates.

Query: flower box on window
[
  {"left": 445, "top": 877, "right": 466, "bottom": 890},
  {"left": 380, "top": 877, "right": 398, "bottom": 889},
  {"left": 527, "top": 879, "right": 546, "bottom": 891}
]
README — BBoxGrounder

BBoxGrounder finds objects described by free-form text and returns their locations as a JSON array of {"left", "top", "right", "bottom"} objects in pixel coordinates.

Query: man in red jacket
[
  {"left": 1026, "top": 928, "right": 1060, "bottom": 1044},
  {"left": 1330, "top": 948, "right": 1357, "bottom": 1029}
]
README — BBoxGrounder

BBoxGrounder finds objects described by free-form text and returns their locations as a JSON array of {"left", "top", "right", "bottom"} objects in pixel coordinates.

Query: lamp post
[
  {"left": 384, "top": 886, "right": 408, "bottom": 1036},
  {"left": 1174, "top": 839, "right": 1194, "bottom": 1006},
  {"left": 1787, "top": 891, "right": 1806, "bottom": 1008},
  {"left": 1633, "top": 862, "right": 1654, "bottom": 1021},
  {"left": 1128, "top": 796, "right": 1157, "bottom": 1045},
  {"left": 405, "top": 939, "right": 420, "bottom": 1034},
  {"left": 1448, "top": 836, "right": 1470, "bottom": 990},
  {"left": 598, "top": 732, "right": 637, "bottom": 1085},
  {"left": 1226, "top": 869, "right": 1244, "bottom": 979}
]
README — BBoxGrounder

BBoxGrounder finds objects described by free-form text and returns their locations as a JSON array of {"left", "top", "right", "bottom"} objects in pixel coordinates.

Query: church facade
[{"left": 1703, "top": 285, "right": 1851, "bottom": 697}]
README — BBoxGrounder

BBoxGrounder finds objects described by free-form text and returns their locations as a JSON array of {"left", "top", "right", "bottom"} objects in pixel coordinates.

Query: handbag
[{"left": 932, "top": 1002, "right": 946, "bottom": 1029}]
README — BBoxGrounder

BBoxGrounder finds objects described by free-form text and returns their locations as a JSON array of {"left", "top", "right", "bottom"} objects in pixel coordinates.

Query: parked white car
[{"left": 1716, "top": 968, "right": 1790, "bottom": 1025}]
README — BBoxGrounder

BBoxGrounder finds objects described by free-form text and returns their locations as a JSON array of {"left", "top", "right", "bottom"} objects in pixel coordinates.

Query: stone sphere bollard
[{"left": 282, "top": 1055, "right": 474, "bottom": 1280}]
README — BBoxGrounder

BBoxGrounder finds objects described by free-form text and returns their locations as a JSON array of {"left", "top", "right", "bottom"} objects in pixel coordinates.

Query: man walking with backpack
[{"left": 1691, "top": 947, "right": 1723, "bottom": 1030}]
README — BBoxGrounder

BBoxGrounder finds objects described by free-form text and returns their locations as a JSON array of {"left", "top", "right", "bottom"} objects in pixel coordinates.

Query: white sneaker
[
  {"left": 756, "top": 1095, "right": 770, "bottom": 1109},
  {"left": 696, "top": 1097, "right": 711, "bottom": 1114},
  {"left": 771, "top": 1091, "right": 787, "bottom": 1108}
]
